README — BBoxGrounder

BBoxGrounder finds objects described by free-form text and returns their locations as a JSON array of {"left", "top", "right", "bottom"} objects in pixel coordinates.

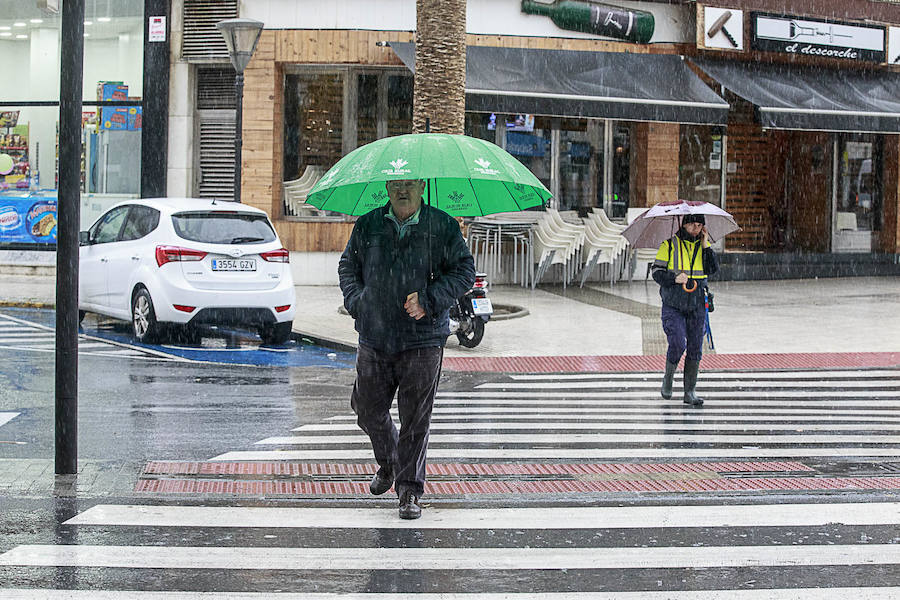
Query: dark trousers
[
  {"left": 661, "top": 304, "right": 706, "bottom": 364},
  {"left": 350, "top": 343, "right": 443, "bottom": 498}
]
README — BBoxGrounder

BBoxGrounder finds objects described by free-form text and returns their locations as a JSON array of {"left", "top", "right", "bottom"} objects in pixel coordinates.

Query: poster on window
[{"left": 0, "top": 195, "right": 58, "bottom": 245}]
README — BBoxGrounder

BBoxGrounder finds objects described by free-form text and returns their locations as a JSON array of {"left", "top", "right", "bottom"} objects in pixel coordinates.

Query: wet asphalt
[{"left": 1, "top": 312, "right": 899, "bottom": 595}]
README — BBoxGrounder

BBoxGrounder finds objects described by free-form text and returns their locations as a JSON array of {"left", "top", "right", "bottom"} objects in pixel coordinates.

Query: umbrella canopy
[
  {"left": 306, "top": 133, "right": 552, "bottom": 216},
  {"left": 621, "top": 200, "right": 740, "bottom": 249}
]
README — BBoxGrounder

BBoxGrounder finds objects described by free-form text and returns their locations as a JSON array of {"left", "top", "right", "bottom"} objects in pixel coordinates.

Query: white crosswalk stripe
[
  {"left": 3, "top": 368, "right": 899, "bottom": 596},
  {"left": 0, "top": 313, "right": 174, "bottom": 360}
]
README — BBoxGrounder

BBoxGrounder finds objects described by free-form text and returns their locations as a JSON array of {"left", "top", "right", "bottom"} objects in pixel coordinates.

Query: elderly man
[{"left": 338, "top": 179, "right": 475, "bottom": 519}]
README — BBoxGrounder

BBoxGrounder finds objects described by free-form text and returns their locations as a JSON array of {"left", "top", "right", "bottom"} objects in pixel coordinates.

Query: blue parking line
[{"left": 0, "top": 307, "right": 356, "bottom": 368}]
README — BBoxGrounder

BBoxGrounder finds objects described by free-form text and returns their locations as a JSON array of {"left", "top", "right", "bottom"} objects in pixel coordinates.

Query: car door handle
[
  {"left": 131, "top": 256, "right": 141, "bottom": 261},
  {"left": 100, "top": 257, "right": 108, "bottom": 263}
]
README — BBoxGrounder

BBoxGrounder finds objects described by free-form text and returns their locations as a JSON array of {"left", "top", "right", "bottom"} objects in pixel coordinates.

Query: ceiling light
[
  {"left": 0, "top": 32, "right": 11, "bottom": 37},
  {"left": 15, "top": 34, "right": 27, "bottom": 39},
  {"left": 30, "top": 19, "right": 43, "bottom": 24},
  {"left": 98, "top": 17, "right": 111, "bottom": 23},
  {"left": 13, "top": 22, "right": 26, "bottom": 27},
  {"left": 0, "top": 26, "right": 10, "bottom": 31},
  {"left": 84, "top": 21, "right": 93, "bottom": 26},
  {"left": 83, "top": 32, "right": 90, "bottom": 37}
]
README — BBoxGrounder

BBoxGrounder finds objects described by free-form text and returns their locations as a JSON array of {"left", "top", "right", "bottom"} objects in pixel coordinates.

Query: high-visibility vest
[{"left": 653, "top": 236, "right": 709, "bottom": 279}]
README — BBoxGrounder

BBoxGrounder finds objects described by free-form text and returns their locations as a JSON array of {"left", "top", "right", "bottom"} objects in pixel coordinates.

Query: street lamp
[{"left": 216, "top": 18, "right": 263, "bottom": 203}]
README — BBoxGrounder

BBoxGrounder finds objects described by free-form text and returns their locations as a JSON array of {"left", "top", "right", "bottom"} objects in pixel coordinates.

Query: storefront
[
  {"left": 691, "top": 4, "right": 900, "bottom": 259},
  {"left": 169, "top": 0, "right": 900, "bottom": 279},
  {"left": 220, "top": 0, "right": 731, "bottom": 263},
  {"left": 0, "top": 0, "right": 157, "bottom": 250}
]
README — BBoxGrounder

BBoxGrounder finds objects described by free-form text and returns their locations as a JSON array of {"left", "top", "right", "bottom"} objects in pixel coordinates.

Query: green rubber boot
[
  {"left": 660, "top": 361, "right": 677, "bottom": 400},
  {"left": 683, "top": 359, "right": 704, "bottom": 406}
]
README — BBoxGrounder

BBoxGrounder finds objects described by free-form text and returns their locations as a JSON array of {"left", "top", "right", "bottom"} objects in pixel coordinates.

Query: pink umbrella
[{"left": 621, "top": 200, "right": 740, "bottom": 249}]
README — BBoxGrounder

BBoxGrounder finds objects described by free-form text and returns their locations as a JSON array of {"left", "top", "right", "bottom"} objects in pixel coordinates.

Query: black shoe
[
  {"left": 369, "top": 466, "right": 394, "bottom": 496},
  {"left": 398, "top": 491, "right": 421, "bottom": 520}
]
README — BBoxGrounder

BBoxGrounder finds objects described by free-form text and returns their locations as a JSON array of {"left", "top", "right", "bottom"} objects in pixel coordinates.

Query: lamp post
[{"left": 216, "top": 18, "right": 263, "bottom": 203}]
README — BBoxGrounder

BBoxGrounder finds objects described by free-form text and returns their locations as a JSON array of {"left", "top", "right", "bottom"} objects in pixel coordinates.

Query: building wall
[
  {"left": 632, "top": 122, "right": 680, "bottom": 209},
  {"left": 241, "top": 28, "right": 687, "bottom": 251},
  {"left": 881, "top": 135, "right": 900, "bottom": 254}
]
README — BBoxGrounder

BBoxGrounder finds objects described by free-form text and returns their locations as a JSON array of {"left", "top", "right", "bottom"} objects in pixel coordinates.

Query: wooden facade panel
[{"left": 880, "top": 135, "right": 900, "bottom": 254}]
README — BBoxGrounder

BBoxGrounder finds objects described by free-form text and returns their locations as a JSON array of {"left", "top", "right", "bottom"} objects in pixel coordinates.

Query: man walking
[{"left": 338, "top": 179, "right": 475, "bottom": 519}]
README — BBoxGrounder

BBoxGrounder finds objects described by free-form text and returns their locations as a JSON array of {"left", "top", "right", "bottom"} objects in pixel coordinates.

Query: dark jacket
[
  {"left": 651, "top": 229, "right": 718, "bottom": 313},
  {"left": 339, "top": 203, "right": 476, "bottom": 354}
]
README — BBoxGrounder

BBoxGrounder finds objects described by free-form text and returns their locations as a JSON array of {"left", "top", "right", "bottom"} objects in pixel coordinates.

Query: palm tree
[{"left": 413, "top": 0, "right": 466, "bottom": 134}]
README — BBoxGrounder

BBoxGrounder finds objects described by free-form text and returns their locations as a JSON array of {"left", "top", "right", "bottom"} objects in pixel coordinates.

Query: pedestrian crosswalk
[
  {"left": 2, "top": 367, "right": 899, "bottom": 596},
  {"left": 211, "top": 367, "right": 900, "bottom": 462},
  {"left": 0, "top": 314, "right": 175, "bottom": 361}
]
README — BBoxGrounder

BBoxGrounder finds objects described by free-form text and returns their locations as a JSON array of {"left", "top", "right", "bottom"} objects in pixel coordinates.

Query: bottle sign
[{"left": 521, "top": 0, "right": 655, "bottom": 44}]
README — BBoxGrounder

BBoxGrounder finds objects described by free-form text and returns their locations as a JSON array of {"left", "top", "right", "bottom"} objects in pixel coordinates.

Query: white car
[{"left": 79, "top": 197, "right": 296, "bottom": 345}]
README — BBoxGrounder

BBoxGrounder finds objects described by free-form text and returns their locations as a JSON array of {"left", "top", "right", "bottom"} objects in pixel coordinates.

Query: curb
[
  {"left": 0, "top": 300, "right": 55, "bottom": 309},
  {"left": 291, "top": 330, "right": 357, "bottom": 353}
]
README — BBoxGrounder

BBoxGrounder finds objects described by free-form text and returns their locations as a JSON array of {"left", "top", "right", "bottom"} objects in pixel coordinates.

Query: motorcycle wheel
[{"left": 456, "top": 318, "right": 485, "bottom": 348}]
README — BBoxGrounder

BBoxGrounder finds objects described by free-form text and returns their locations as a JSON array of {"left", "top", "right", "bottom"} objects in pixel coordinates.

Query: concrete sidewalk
[{"left": 2, "top": 270, "right": 898, "bottom": 358}]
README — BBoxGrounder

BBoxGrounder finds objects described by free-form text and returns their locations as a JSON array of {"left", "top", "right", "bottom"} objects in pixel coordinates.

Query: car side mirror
[{"left": 79, "top": 231, "right": 91, "bottom": 246}]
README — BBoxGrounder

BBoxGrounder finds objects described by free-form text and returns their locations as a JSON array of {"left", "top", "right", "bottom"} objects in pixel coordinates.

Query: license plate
[
  {"left": 472, "top": 297, "right": 493, "bottom": 315},
  {"left": 212, "top": 258, "right": 257, "bottom": 271}
]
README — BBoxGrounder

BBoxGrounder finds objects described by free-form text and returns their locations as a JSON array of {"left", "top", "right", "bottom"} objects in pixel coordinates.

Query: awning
[
  {"left": 389, "top": 42, "right": 729, "bottom": 125},
  {"left": 691, "top": 58, "right": 900, "bottom": 133}
]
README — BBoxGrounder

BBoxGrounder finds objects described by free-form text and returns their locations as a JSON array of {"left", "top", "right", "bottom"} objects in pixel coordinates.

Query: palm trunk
[{"left": 414, "top": 0, "right": 466, "bottom": 135}]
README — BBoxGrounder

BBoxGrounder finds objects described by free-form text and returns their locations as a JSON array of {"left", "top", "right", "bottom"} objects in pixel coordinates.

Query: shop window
[
  {"left": 465, "top": 113, "right": 495, "bottom": 142},
  {"left": 678, "top": 125, "right": 724, "bottom": 207},
  {"left": 504, "top": 115, "right": 552, "bottom": 196},
  {"left": 838, "top": 136, "right": 881, "bottom": 232},
  {"left": 609, "top": 123, "right": 633, "bottom": 220},
  {"left": 559, "top": 121, "right": 601, "bottom": 216},
  {"left": 283, "top": 68, "right": 412, "bottom": 220}
]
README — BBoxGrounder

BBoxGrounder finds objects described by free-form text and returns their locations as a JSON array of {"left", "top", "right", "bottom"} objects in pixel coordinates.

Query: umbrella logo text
[
  {"left": 382, "top": 158, "right": 411, "bottom": 176},
  {"left": 473, "top": 158, "right": 500, "bottom": 175}
]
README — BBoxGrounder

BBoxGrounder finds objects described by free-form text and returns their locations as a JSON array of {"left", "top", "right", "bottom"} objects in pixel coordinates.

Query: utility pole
[{"left": 55, "top": 0, "right": 85, "bottom": 475}]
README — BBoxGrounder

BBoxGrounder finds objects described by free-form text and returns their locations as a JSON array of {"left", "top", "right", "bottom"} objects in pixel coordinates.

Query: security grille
[
  {"left": 197, "top": 119, "right": 236, "bottom": 199},
  {"left": 198, "top": 66, "right": 236, "bottom": 110},
  {"left": 182, "top": 0, "right": 238, "bottom": 61}
]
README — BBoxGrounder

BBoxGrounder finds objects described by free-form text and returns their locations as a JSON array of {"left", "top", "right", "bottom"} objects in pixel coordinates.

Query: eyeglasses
[{"left": 386, "top": 180, "right": 424, "bottom": 191}]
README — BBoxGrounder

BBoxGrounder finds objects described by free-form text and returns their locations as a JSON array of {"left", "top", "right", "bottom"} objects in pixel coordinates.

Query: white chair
[
  {"left": 836, "top": 211, "right": 857, "bottom": 231},
  {"left": 591, "top": 207, "right": 627, "bottom": 232},
  {"left": 283, "top": 165, "right": 325, "bottom": 217},
  {"left": 532, "top": 226, "right": 572, "bottom": 288},
  {"left": 626, "top": 207, "right": 649, "bottom": 225},
  {"left": 580, "top": 226, "right": 621, "bottom": 287}
]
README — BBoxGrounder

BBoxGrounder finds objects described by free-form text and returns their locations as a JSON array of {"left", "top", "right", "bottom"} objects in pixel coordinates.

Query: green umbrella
[{"left": 306, "top": 133, "right": 552, "bottom": 216}]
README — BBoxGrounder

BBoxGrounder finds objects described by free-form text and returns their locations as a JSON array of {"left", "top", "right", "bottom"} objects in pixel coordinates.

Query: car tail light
[
  {"left": 473, "top": 273, "right": 488, "bottom": 289},
  {"left": 260, "top": 248, "right": 290, "bottom": 263},
  {"left": 275, "top": 304, "right": 291, "bottom": 313},
  {"left": 173, "top": 305, "right": 196, "bottom": 313},
  {"left": 156, "top": 245, "right": 207, "bottom": 267}
]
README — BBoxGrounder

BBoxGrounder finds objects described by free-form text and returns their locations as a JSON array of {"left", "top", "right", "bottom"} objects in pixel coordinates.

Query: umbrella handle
[{"left": 682, "top": 279, "right": 697, "bottom": 293}]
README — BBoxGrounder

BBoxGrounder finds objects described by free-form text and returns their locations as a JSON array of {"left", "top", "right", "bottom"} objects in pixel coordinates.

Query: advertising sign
[
  {"left": 751, "top": 12, "right": 886, "bottom": 63},
  {"left": 0, "top": 194, "right": 58, "bottom": 245},
  {"left": 889, "top": 26, "right": 900, "bottom": 64},
  {"left": 701, "top": 6, "right": 744, "bottom": 51}
]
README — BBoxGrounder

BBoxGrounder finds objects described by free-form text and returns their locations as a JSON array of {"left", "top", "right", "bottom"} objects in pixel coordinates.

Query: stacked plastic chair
[
  {"left": 580, "top": 211, "right": 629, "bottom": 287},
  {"left": 532, "top": 208, "right": 586, "bottom": 289},
  {"left": 283, "top": 165, "right": 325, "bottom": 217},
  {"left": 624, "top": 207, "right": 659, "bottom": 280}
]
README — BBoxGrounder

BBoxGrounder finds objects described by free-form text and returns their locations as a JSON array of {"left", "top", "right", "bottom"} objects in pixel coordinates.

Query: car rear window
[{"left": 171, "top": 211, "right": 277, "bottom": 244}]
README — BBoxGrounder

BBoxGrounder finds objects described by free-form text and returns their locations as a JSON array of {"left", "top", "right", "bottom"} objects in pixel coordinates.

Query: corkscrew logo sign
[{"left": 704, "top": 8, "right": 742, "bottom": 50}]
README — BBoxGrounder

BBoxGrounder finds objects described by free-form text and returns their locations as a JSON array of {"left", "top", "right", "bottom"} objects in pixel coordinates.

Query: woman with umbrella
[
  {"left": 650, "top": 213, "right": 718, "bottom": 406},
  {"left": 623, "top": 200, "right": 737, "bottom": 406}
]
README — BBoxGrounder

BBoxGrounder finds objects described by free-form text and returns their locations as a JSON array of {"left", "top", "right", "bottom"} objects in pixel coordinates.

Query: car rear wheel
[
  {"left": 132, "top": 288, "right": 162, "bottom": 344},
  {"left": 259, "top": 321, "right": 292, "bottom": 345}
]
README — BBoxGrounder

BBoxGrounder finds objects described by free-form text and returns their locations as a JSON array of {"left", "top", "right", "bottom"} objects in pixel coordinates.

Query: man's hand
[
  {"left": 674, "top": 272, "right": 688, "bottom": 285},
  {"left": 405, "top": 292, "right": 426, "bottom": 320},
  {"left": 701, "top": 225, "right": 710, "bottom": 246}
]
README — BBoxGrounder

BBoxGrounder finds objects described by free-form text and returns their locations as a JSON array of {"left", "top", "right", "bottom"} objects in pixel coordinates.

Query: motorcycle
[{"left": 448, "top": 272, "right": 492, "bottom": 348}]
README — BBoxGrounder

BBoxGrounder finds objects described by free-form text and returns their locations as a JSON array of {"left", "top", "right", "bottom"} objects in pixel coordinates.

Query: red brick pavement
[{"left": 441, "top": 352, "right": 900, "bottom": 373}]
